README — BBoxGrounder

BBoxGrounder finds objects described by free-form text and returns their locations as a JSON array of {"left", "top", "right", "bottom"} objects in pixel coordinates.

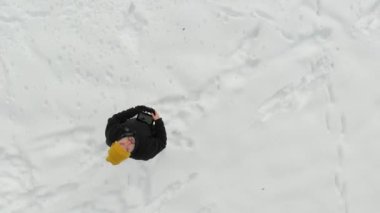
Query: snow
[{"left": 1, "top": 0, "right": 380, "bottom": 212}]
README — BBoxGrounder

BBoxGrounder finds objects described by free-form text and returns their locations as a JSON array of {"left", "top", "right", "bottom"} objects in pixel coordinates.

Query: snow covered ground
[{"left": 1, "top": 0, "right": 380, "bottom": 212}]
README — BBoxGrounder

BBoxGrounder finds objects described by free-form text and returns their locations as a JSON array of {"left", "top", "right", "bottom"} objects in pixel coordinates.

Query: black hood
[{"left": 105, "top": 123, "right": 136, "bottom": 146}]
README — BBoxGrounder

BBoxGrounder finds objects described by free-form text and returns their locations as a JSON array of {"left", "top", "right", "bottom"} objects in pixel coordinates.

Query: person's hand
[{"left": 152, "top": 110, "right": 161, "bottom": 121}]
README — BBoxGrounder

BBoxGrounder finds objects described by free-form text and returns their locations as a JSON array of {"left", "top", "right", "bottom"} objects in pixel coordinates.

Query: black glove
[{"left": 135, "top": 105, "right": 155, "bottom": 114}]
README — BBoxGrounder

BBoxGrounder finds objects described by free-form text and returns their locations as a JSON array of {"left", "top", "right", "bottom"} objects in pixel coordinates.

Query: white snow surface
[{"left": 1, "top": 0, "right": 380, "bottom": 212}]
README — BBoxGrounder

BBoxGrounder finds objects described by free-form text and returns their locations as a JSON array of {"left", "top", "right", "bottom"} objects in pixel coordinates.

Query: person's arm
[
  {"left": 153, "top": 118, "right": 167, "bottom": 142},
  {"left": 105, "top": 105, "right": 154, "bottom": 136},
  {"left": 151, "top": 111, "right": 167, "bottom": 152}
]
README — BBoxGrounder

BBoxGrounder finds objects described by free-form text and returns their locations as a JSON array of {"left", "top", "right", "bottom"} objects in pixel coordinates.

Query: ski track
[
  {"left": 255, "top": 39, "right": 351, "bottom": 212},
  {"left": 0, "top": 146, "right": 36, "bottom": 213},
  {"left": 325, "top": 72, "right": 349, "bottom": 213},
  {"left": 258, "top": 53, "right": 333, "bottom": 121}
]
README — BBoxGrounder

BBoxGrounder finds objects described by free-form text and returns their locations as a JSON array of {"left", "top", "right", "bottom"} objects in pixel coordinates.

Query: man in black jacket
[{"left": 105, "top": 105, "right": 167, "bottom": 165}]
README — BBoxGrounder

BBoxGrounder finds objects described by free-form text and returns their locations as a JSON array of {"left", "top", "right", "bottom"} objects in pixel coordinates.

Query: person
[{"left": 105, "top": 105, "right": 167, "bottom": 165}]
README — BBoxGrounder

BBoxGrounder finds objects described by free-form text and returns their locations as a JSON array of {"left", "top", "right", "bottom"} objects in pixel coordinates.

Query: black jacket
[{"left": 105, "top": 106, "right": 167, "bottom": 160}]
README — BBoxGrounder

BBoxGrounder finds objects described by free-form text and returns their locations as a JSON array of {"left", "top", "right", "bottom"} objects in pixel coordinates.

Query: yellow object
[{"left": 106, "top": 142, "right": 130, "bottom": 165}]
